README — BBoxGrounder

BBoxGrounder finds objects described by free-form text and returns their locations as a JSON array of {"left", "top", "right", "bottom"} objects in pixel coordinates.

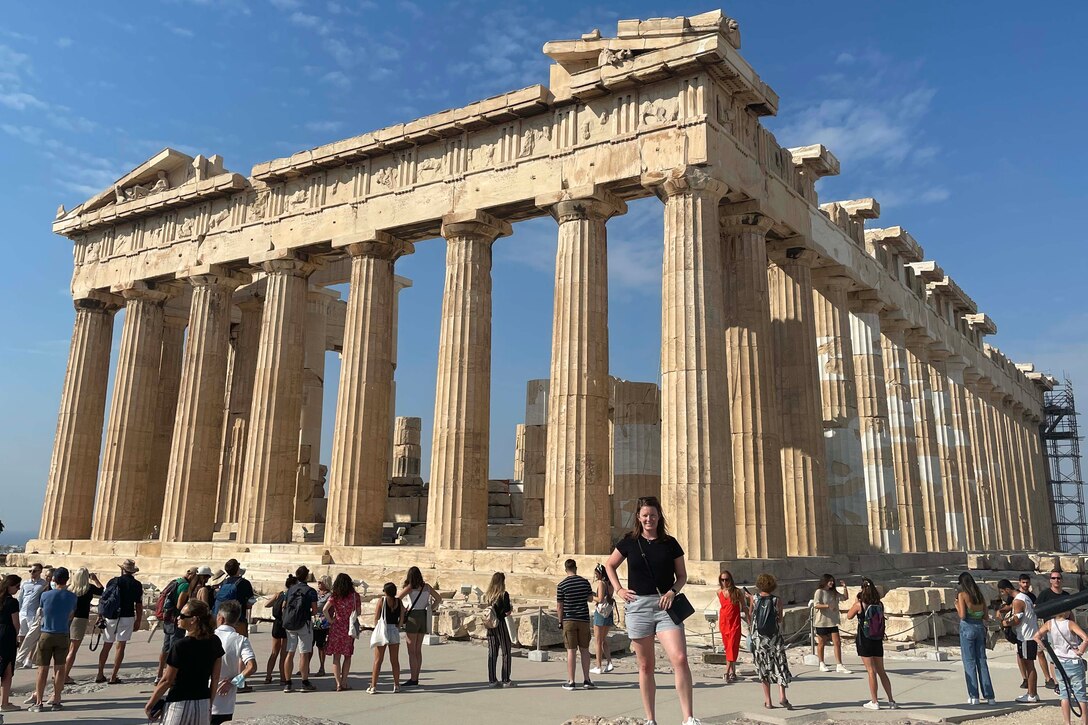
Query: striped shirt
[{"left": 556, "top": 575, "right": 593, "bottom": 622}]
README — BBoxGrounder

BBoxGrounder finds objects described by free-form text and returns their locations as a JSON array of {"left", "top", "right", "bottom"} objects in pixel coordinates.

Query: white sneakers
[
  {"left": 681, "top": 718, "right": 702, "bottom": 725},
  {"left": 862, "top": 701, "right": 880, "bottom": 710},
  {"left": 606, "top": 661, "right": 614, "bottom": 672},
  {"left": 819, "top": 662, "right": 832, "bottom": 672},
  {"left": 589, "top": 666, "right": 602, "bottom": 675},
  {"left": 836, "top": 664, "right": 852, "bottom": 674},
  {"left": 967, "top": 697, "right": 980, "bottom": 705},
  {"left": 1015, "top": 693, "right": 1039, "bottom": 703}
]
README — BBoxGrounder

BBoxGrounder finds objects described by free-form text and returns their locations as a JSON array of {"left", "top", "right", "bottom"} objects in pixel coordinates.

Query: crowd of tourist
[{"left": 1, "top": 497, "right": 1085, "bottom": 725}]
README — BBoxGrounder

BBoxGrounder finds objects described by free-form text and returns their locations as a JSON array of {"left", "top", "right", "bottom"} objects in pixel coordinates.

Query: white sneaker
[
  {"left": 681, "top": 718, "right": 702, "bottom": 725},
  {"left": 605, "top": 661, "right": 614, "bottom": 672},
  {"left": 1015, "top": 694, "right": 1038, "bottom": 703},
  {"left": 589, "top": 666, "right": 602, "bottom": 675},
  {"left": 986, "top": 698, "right": 997, "bottom": 705},
  {"left": 836, "top": 664, "right": 852, "bottom": 674},
  {"left": 819, "top": 662, "right": 831, "bottom": 672},
  {"left": 967, "top": 697, "right": 979, "bottom": 705},
  {"left": 862, "top": 701, "right": 880, "bottom": 710}
]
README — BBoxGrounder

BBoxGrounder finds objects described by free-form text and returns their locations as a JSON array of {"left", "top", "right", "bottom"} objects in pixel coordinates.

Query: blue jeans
[
  {"left": 960, "top": 619, "right": 995, "bottom": 700},
  {"left": 1056, "top": 657, "right": 1087, "bottom": 703}
]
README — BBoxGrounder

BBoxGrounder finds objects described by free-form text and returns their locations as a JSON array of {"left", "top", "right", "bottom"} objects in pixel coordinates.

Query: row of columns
[{"left": 40, "top": 165, "right": 1054, "bottom": 558}]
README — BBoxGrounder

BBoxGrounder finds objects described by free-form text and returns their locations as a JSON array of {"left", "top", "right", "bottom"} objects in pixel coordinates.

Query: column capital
[
  {"left": 74, "top": 289, "right": 123, "bottom": 313},
  {"left": 847, "top": 289, "right": 885, "bottom": 314},
  {"left": 767, "top": 241, "right": 818, "bottom": 267},
  {"left": 112, "top": 280, "right": 171, "bottom": 304},
  {"left": 249, "top": 249, "right": 320, "bottom": 277},
  {"left": 719, "top": 200, "right": 774, "bottom": 235},
  {"left": 179, "top": 263, "right": 248, "bottom": 291},
  {"left": 334, "top": 230, "right": 415, "bottom": 260},
  {"left": 962, "top": 368, "right": 983, "bottom": 386},
  {"left": 642, "top": 165, "right": 728, "bottom": 202},
  {"left": 878, "top": 311, "right": 910, "bottom": 331},
  {"left": 536, "top": 185, "right": 627, "bottom": 221},
  {"left": 904, "top": 328, "right": 934, "bottom": 352},
  {"left": 440, "top": 210, "right": 512, "bottom": 243}
]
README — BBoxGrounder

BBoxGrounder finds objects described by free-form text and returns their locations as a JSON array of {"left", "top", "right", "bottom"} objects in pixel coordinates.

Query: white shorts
[
  {"left": 286, "top": 623, "right": 314, "bottom": 654},
  {"left": 104, "top": 616, "right": 135, "bottom": 643}
]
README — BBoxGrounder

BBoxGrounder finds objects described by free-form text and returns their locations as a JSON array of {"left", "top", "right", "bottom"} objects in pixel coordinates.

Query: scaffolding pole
[{"left": 1042, "top": 379, "right": 1088, "bottom": 553}]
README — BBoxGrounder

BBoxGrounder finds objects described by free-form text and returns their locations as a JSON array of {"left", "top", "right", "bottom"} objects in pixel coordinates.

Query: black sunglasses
[{"left": 177, "top": 612, "right": 194, "bottom": 620}]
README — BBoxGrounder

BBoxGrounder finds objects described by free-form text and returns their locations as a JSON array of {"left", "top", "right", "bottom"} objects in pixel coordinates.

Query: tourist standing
[
  {"left": 0, "top": 574, "right": 20, "bottom": 712},
  {"left": 313, "top": 575, "right": 332, "bottom": 677},
  {"left": 323, "top": 574, "right": 361, "bottom": 692},
  {"left": 1035, "top": 610, "right": 1088, "bottom": 725},
  {"left": 190, "top": 567, "right": 216, "bottom": 608},
  {"left": 847, "top": 577, "right": 896, "bottom": 711},
  {"left": 16, "top": 564, "right": 49, "bottom": 669},
  {"left": 556, "top": 559, "right": 594, "bottom": 691},
  {"left": 751, "top": 573, "right": 792, "bottom": 710},
  {"left": 956, "top": 572, "right": 995, "bottom": 705},
  {"left": 605, "top": 495, "right": 699, "bottom": 725},
  {"left": 591, "top": 564, "right": 615, "bottom": 676},
  {"left": 717, "top": 570, "right": 749, "bottom": 683},
  {"left": 813, "top": 574, "right": 851, "bottom": 674},
  {"left": 368, "top": 583, "right": 403, "bottom": 694},
  {"left": 1000, "top": 578, "right": 1040, "bottom": 703},
  {"left": 64, "top": 568, "right": 104, "bottom": 684},
  {"left": 157, "top": 568, "right": 195, "bottom": 682},
  {"left": 262, "top": 575, "right": 295, "bottom": 685},
  {"left": 96, "top": 559, "right": 143, "bottom": 685},
  {"left": 212, "top": 600, "right": 257, "bottom": 725},
  {"left": 1037, "top": 569, "right": 1069, "bottom": 692},
  {"left": 397, "top": 566, "right": 440, "bottom": 687},
  {"left": 28, "top": 567, "right": 77, "bottom": 713},
  {"left": 145, "top": 599, "right": 224, "bottom": 724},
  {"left": 282, "top": 566, "right": 319, "bottom": 693},
  {"left": 483, "top": 572, "right": 513, "bottom": 687},
  {"left": 213, "top": 560, "right": 255, "bottom": 637}
]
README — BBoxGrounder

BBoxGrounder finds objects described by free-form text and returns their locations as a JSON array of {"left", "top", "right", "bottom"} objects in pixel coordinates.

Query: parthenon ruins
[{"left": 31, "top": 10, "right": 1059, "bottom": 581}]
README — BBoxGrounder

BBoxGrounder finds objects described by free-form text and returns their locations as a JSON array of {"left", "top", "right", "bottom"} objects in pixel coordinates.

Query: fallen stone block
[
  {"left": 1032, "top": 554, "right": 1060, "bottom": 573},
  {"left": 882, "top": 587, "right": 928, "bottom": 616},
  {"left": 967, "top": 553, "right": 989, "bottom": 571},
  {"left": 1008, "top": 554, "right": 1035, "bottom": 572},
  {"left": 886, "top": 614, "right": 931, "bottom": 642}
]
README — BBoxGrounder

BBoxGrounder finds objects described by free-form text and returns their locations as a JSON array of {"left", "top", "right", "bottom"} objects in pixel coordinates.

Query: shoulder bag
[{"left": 637, "top": 537, "right": 694, "bottom": 625}]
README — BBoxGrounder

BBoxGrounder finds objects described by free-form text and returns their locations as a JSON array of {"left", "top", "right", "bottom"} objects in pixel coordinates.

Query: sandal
[
  {"left": 264, "top": 674, "right": 273, "bottom": 684},
  {"left": 108, "top": 677, "right": 123, "bottom": 685},
  {"left": 780, "top": 699, "right": 793, "bottom": 710}
]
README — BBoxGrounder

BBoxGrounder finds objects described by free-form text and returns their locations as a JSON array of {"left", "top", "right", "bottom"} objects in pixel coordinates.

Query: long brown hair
[
  {"left": 403, "top": 566, "right": 424, "bottom": 590},
  {"left": 332, "top": 573, "right": 355, "bottom": 600},
  {"left": 0, "top": 574, "right": 20, "bottom": 609},
  {"left": 719, "top": 570, "right": 743, "bottom": 608},
  {"left": 484, "top": 572, "right": 506, "bottom": 606},
  {"left": 625, "top": 495, "right": 670, "bottom": 539},
  {"left": 182, "top": 600, "right": 216, "bottom": 639},
  {"left": 958, "top": 571, "right": 985, "bottom": 606},
  {"left": 859, "top": 578, "right": 882, "bottom": 606}
]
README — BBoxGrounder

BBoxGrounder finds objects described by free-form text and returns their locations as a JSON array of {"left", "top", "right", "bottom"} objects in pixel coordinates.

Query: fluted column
[
  {"left": 997, "top": 396, "right": 1028, "bottom": 548},
  {"left": 929, "top": 352, "right": 966, "bottom": 549},
  {"left": 1025, "top": 413, "right": 1055, "bottom": 549},
  {"left": 325, "top": 236, "right": 413, "bottom": 546},
  {"left": 538, "top": 187, "right": 624, "bottom": 555},
  {"left": 962, "top": 372, "right": 996, "bottom": 549},
  {"left": 720, "top": 205, "right": 785, "bottom": 558},
  {"left": 393, "top": 416, "right": 423, "bottom": 480},
  {"left": 945, "top": 359, "right": 982, "bottom": 549},
  {"left": 972, "top": 380, "right": 1006, "bottom": 547},
  {"left": 296, "top": 287, "right": 336, "bottom": 522},
  {"left": 880, "top": 318, "right": 925, "bottom": 551},
  {"left": 905, "top": 333, "right": 948, "bottom": 551},
  {"left": 986, "top": 391, "right": 1020, "bottom": 548},
  {"left": 768, "top": 244, "right": 830, "bottom": 556},
  {"left": 237, "top": 253, "right": 317, "bottom": 544},
  {"left": 848, "top": 294, "right": 900, "bottom": 553},
  {"left": 39, "top": 294, "right": 121, "bottom": 540},
  {"left": 1008, "top": 402, "right": 1036, "bottom": 547},
  {"left": 647, "top": 167, "right": 733, "bottom": 560},
  {"left": 143, "top": 309, "right": 187, "bottom": 537},
  {"left": 427, "top": 212, "right": 510, "bottom": 550},
  {"left": 216, "top": 295, "right": 262, "bottom": 526},
  {"left": 159, "top": 269, "right": 242, "bottom": 542},
  {"left": 812, "top": 273, "right": 867, "bottom": 553},
  {"left": 92, "top": 283, "right": 169, "bottom": 541}
]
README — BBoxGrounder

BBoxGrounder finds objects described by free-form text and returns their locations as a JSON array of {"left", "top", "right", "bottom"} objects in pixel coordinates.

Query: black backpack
[
  {"left": 754, "top": 594, "right": 779, "bottom": 637},
  {"left": 282, "top": 584, "right": 311, "bottom": 631},
  {"left": 98, "top": 578, "right": 123, "bottom": 620}
]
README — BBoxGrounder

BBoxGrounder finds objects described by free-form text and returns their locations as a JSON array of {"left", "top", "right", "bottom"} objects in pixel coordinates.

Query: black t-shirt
[
  {"left": 491, "top": 592, "right": 512, "bottom": 619},
  {"left": 107, "top": 574, "right": 143, "bottom": 618},
  {"left": 0, "top": 597, "right": 18, "bottom": 645},
  {"left": 615, "top": 535, "right": 685, "bottom": 596},
  {"left": 1036, "top": 588, "right": 1070, "bottom": 620},
  {"left": 74, "top": 585, "right": 104, "bottom": 619},
  {"left": 166, "top": 635, "right": 225, "bottom": 702}
]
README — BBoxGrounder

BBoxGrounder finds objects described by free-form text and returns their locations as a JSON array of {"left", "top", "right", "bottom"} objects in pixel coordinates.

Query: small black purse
[{"left": 637, "top": 537, "right": 694, "bottom": 625}]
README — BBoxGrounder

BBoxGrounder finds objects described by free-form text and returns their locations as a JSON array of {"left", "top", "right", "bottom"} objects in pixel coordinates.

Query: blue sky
[{"left": 2, "top": 2, "right": 1086, "bottom": 545}]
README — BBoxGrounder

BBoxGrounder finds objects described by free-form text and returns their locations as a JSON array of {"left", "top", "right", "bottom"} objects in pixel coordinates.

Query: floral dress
[
  {"left": 326, "top": 592, "right": 360, "bottom": 656},
  {"left": 751, "top": 594, "right": 792, "bottom": 686}
]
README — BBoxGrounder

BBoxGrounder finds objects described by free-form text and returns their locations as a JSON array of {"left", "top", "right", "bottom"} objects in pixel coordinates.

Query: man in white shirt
[
  {"left": 1000, "top": 579, "right": 1040, "bottom": 703},
  {"left": 212, "top": 600, "right": 256, "bottom": 724},
  {"left": 17, "top": 564, "right": 51, "bottom": 669}
]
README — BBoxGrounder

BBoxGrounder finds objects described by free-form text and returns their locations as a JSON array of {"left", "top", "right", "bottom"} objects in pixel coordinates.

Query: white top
[
  {"left": 1048, "top": 619, "right": 1081, "bottom": 660},
  {"left": 18, "top": 579, "right": 47, "bottom": 619},
  {"left": 813, "top": 588, "right": 842, "bottom": 628},
  {"left": 212, "top": 624, "right": 256, "bottom": 715},
  {"left": 403, "top": 587, "right": 429, "bottom": 611},
  {"left": 1015, "top": 592, "right": 1039, "bottom": 642}
]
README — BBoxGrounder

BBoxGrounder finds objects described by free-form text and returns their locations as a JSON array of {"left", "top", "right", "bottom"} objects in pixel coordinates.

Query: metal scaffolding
[{"left": 1042, "top": 379, "right": 1088, "bottom": 553}]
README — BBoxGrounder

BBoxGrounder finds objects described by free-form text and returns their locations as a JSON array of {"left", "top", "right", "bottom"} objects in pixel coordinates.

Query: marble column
[
  {"left": 517, "top": 379, "right": 549, "bottom": 528},
  {"left": 998, "top": 397, "right": 1029, "bottom": 548},
  {"left": 880, "top": 318, "right": 925, "bottom": 551},
  {"left": 160, "top": 268, "right": 242, "bottom": 542},
  {"left": 216, "top": 295, "right": 262, "bottom": 526},
  {"left": 848, "top": 294, "right": 900, "bottom": 553},
  {"left": 973, "top": 380, "right": 1007, "bottom": 548},
  {"left": 768, "top": 244, "right": 830, "bottom": 556},
  {"left": 1008, "top": 403, "right": 1036, "bottom": 548},
  {"left": 812, "top": 273, "right": 867, "bottom": 553},
  {"left": 296, "top": 287, "right": 336, "bottom": 523},
  {"left": 144, "top": 309, "right": 187, "bottom": 538},
  {"left": 648, "top": 167, "right": 733, "bottom": 560},
  {"left": 987, "top": 392, "right": 1021, "bottom": 548},
  {"left": 237, "top": 253, "right": 317, "bottom": 545},
  {"left": 39, "top": 294, "right": 120, "bottom": 540},
  {"left": 929, "top": 353, "right": 966, "bottom": 549},
  {"left": 1026, "top": 414, "right": 1055, "bottom": 549},
  {"left": 538, "top": 187, "right": 624, "bottom": 555},
  {"left": 393, "top": 416, "right": 423, "bottom": 481},
  {"left": 905, "top": 333, "right": 948, "bottom": 552},
  {"left": 946, "top": 359, "right": 982, "bottom": 550},
  {"left": 426, "top": 212, "right": 510, "bottom": 550},
  {"left": 962, "top": 372, "right": 996, "bottom": 549},
  {"left": 719, "top": 205, "right": 785, "bottom": 558},
  {"left": 325, "top": 236, "right": 412, "bottom": 546},
  {"left": 610, "top": 379, "right": 661, "bottom": 533},
  {"left": 92, "top": 283, "right": 168, "bottom": 541}
]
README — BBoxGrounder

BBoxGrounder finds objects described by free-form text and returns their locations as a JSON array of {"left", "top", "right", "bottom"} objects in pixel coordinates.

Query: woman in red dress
[
  {"left": 717, "top": 570, "right": 751, "bottom": 683},
  {"left": 322, "top": 573, "right": 361, "bottom": 692}
]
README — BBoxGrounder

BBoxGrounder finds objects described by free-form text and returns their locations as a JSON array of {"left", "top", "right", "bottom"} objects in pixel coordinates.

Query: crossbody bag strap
[
  {"left": 409, "top": 587, "right": 424, "bottom": 611},
  {"left": 636, "top": 537, "right": 664, "bottom": 596}
]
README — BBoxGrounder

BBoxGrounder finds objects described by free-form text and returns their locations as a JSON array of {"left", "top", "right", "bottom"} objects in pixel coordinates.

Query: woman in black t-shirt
[
  {"left": 64, "top": 567, "right": 103, "bottom": 685},
  {"left": 145, "top": 600, "right": 224, "bottom": 724},
  {"left": 262, "top": 575, "right": 295, "bottom": 685},
  {"left": 604, "top": 495, "right": 698, "bottom": 725}
]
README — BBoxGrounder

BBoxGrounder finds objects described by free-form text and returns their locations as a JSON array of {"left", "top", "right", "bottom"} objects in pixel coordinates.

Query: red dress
[
  {"left": 718, "top": 589, "right": 742, "bottom": 662},
  {"left": 326, "top": 592, "right": 359, "bottom": 656}
]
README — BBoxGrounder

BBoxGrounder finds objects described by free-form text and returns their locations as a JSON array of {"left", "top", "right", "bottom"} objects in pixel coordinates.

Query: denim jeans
[
  {"left": 960, "top": 619, "right": 995, "bottom": 700},
  {"left": 1056, "top": 657, "right": 1087, "bottom": 703}
]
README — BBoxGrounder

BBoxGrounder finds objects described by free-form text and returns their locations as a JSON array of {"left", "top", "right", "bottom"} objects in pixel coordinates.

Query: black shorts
[
  {"left": 1018, "top": 639, "right": 1038, "bottom": 661},
  {"left": 857, "top": 635, "right": 883, "bottom": 659},
  {"left": 314, "top": 627, "right": 329, "bottom": 649},
  {"left": 815, "top": 626, "right": 839, "bottom": 636}
]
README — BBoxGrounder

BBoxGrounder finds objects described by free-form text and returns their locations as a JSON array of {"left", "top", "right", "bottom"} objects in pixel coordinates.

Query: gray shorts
[
  {"left": 286, "top": 622, "right": 314, "bottom": 654},
  {"left": 625, "top": 594, "right": 681, "bottom": 640}
]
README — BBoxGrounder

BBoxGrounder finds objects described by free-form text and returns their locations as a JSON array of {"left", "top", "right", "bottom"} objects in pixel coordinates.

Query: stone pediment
[{"left": 54, "top": 148, "right": 247, "bottom": 235}]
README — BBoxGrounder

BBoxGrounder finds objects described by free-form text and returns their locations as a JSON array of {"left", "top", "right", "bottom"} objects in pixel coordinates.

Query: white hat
[{"left": 196, "top": 566, "right": 214, "bottom": 577}]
